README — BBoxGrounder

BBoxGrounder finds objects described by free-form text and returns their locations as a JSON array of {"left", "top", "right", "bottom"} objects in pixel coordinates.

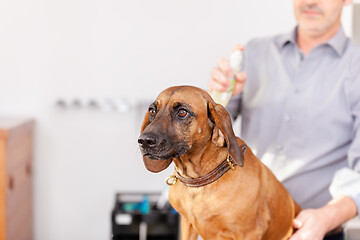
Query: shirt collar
[
  {"left": 275, "top": 26, "right": 348, "bottom": 57},
  {"left": 326, "top": 26, "right": 348, "bottom": 57},
  {"left": 275, "top": 28, "right": 297, "bottom": 49}
]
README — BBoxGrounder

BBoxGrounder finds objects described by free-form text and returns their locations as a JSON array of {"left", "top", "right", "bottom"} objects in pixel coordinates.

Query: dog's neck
[{"left": 172, "top": 142, "right": 228, "bottom": 179}]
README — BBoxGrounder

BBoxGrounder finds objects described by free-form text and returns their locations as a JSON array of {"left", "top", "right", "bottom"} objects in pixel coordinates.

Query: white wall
[{"left": 0, "top": 1, "right": 353, "bottom": 240}]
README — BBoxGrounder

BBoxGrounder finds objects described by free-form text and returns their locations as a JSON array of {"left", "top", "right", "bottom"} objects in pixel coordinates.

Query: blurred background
[{"left": 0, "top": 0, "right": 359, "bottom": 240}]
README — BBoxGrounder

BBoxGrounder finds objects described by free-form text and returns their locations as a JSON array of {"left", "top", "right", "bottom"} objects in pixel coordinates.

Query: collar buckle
[
  {"left": 226, "top": 156, "right": 236, "bottom": 170},
  {"left": 166, "top": 175, "right": 178, "bottom": 186}
]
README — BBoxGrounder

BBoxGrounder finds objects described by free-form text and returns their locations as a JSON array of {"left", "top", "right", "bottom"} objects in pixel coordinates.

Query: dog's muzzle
[{"left": 138, "top": 132, "right": 180, "bottom": 160}]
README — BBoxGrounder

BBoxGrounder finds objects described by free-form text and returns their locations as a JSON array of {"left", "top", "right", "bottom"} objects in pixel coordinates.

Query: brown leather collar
[{"left": 166, "top": 144, "right": 247, "bottom": 187}]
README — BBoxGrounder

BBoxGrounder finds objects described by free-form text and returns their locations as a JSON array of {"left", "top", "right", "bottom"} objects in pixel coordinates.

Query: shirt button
[
  {"left": 284, "top": 115, "right": 291, "bottom": 122},
  {"left": 276, "top": 145, "right": 283, "bottom": 151},
  {"left": 294, "top": 89, "right": 300, "bottom": 94}
]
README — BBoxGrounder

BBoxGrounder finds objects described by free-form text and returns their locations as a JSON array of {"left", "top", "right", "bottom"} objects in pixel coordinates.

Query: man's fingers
[
  {"left": 293, "top": 219, "right": 303, "bottom": 229},
  {"left": 232, "top": 72, "right": 247, "bottom": 95},
  {"left": 210, "top": 68, "right": 230, "bottom": 89},
  {"left": 217, "top": 57, "right": 233, "bottom": 79},
  {"left": 235, "top": 72, "right": 247, "bottom": 83},
  {"left": 209, "top": 49, "right": 246, "bottom": 95},
  {"left": 209, "top": 76, "right": 228, "bottom": 92},
  {"left": 289, "top": 219, "right": 305, "bottom": 240}
]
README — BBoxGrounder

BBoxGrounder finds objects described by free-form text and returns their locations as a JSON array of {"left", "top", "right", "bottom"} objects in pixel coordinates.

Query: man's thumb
[{"left": 293, "top": 219, "right": 303, "bottom": 229}]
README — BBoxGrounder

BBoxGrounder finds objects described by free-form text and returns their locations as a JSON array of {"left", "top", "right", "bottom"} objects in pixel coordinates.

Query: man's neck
[{"left": 296, "top": 23, "right": 341, "bottom": 55}]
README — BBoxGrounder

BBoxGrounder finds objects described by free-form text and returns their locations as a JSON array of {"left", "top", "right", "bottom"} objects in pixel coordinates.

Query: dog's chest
[{"left": 169, "top": 184, "right": 230, "bottom": 226}]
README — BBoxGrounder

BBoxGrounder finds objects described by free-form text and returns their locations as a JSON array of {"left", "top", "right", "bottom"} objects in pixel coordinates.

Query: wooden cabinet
[{"left": 0, "top": 118, "right": 34, "bottom": 240}]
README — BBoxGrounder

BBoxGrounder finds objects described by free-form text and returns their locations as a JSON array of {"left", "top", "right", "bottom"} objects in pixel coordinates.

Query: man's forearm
[{"left": 321, "top": 195, "right": 358, "bottom": 232}]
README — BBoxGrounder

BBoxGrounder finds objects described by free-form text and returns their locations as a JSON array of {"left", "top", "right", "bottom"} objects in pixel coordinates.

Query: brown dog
[{"left": 138, "top": 86, "right": 301, "bottom": 240}]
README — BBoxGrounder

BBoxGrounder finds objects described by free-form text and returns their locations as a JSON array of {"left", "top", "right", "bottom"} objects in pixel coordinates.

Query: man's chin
[{"left": 298, "top": 21, "right": 329, "bottom": 35}]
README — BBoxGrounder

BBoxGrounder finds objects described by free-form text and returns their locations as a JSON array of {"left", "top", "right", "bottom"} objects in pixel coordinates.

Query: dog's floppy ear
[
  {"left": 207, "top": 101, "right": 244, "bottom": 167},
  {"left": 140, "top": 110, "right": 172, "bottom": 173}
]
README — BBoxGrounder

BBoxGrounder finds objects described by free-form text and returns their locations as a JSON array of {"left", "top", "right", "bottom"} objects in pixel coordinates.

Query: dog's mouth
[
  {"left": 141, "top": 147, "right": 186, "bottom": 160},
  {"left": 139, "top": 144, "right": 187, "bottom": 173}
]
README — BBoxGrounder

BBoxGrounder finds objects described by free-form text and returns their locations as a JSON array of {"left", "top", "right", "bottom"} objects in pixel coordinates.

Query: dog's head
[{"left": 138, "top": 86, "right": 243, "bottom": 173}]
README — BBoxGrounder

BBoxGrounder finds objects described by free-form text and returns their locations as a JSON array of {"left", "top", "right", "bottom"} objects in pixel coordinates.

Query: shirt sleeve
[{"left": 329, "top": 54, "right": 360, "bottom": 216}]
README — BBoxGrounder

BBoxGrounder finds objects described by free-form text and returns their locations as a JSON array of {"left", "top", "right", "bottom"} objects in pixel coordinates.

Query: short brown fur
[{"left": 138, "top": 86, "right": 301, "bottom": 240}]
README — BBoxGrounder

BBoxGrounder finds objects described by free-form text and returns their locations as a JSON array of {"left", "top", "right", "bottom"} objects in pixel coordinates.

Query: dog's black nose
[{"left": 138, "top": 134, "right": 157, "bottom": 148}]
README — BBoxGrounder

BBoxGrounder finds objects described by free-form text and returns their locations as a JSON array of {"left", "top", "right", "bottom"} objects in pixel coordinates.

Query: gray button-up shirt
[{"left": 227, "top": 26, "right": 360, "bottom": 212}]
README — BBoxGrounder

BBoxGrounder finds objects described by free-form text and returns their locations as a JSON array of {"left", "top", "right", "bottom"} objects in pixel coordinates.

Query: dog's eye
[
  {"left": 149, "top": 108, "right": 156, "bottom": 117},
  {"left": 177, "top": 109, "right": 188, "bottom": 118}
]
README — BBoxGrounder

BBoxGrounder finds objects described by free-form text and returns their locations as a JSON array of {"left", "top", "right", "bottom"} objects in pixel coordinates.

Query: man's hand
[
  {"left": 208, "top": 45, "right": 247, "bottom": 96},
  {"left": 289, "top": 196, "right": 357, "bottom": 240},
  {"left": 289, "top": 208, "right": 330, "bottom": 240}
]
